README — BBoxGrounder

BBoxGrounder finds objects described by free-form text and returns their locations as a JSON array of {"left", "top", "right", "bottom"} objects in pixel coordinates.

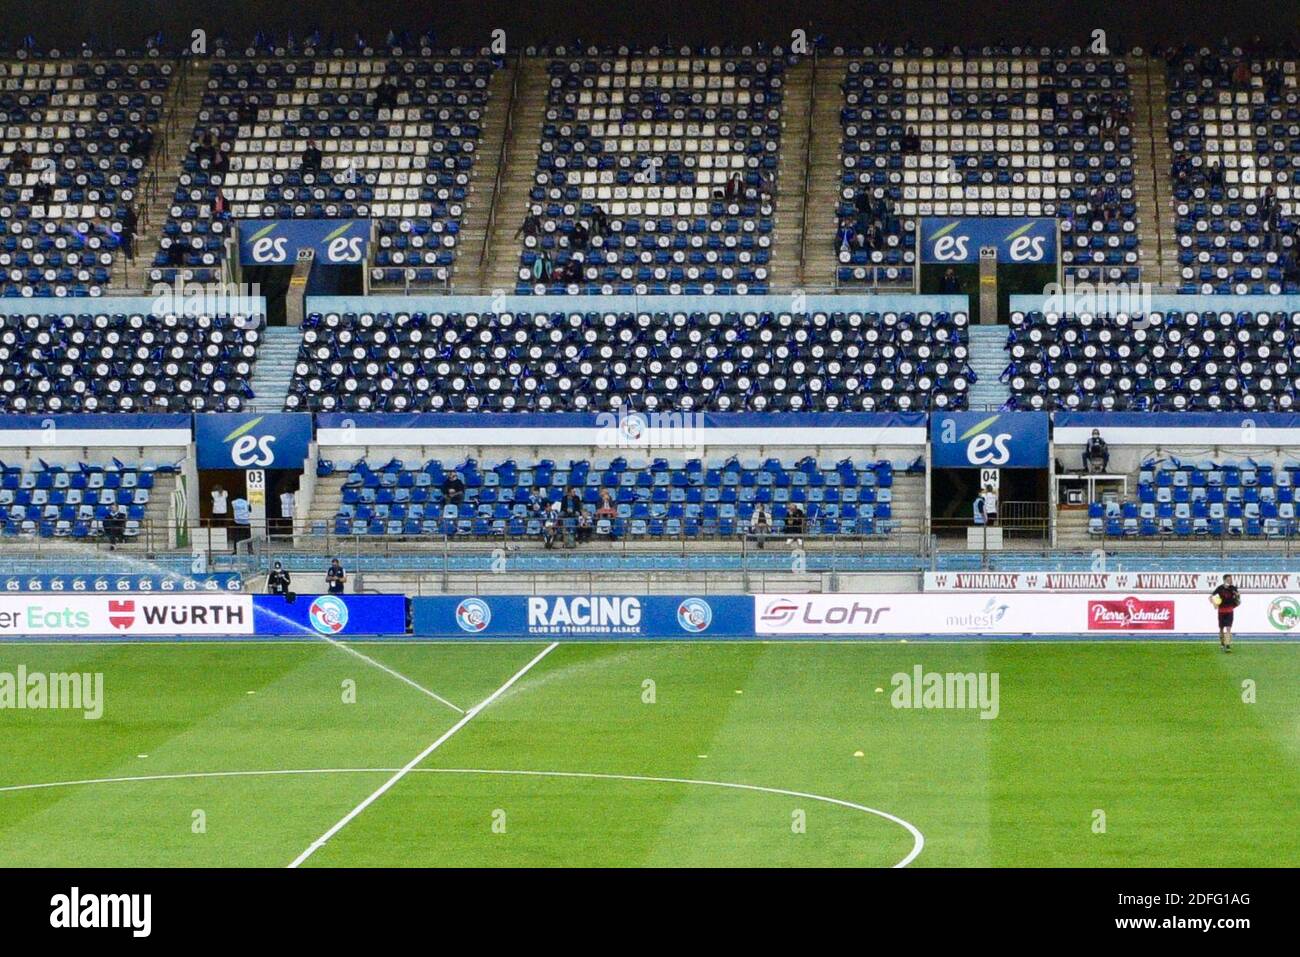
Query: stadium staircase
[
  {"left": 1131, "top": 56, "right": 1179, "bottom": 289},
  {"left": 800, "top": 56, "right": 847, "bottom": 289},
  {"left": 113, "top": 59, "right": 210, "bottom": 294},
  {"left": 246, "top": 326, "right": 302, "bottom": 413},
  {"left": 965, "top": 325, "right": 1010, "bottom": 409},
  {"left": 427, "top": 58, "right": 516, "bottom": 293},
  {"left": 478, "top": 58, "right": 552, "bottom": 292},
  {"left": 767, "top": 57, "right": 812, "bottom": 289}
]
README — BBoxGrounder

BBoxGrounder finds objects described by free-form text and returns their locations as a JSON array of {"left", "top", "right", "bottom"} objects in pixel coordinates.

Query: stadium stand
[
  {"left": 0, "top": 56, "right": 168, "bottom": 296},
  {"left": 1004, "top": 306, "right": 1300, "bottom": 410},
  {"left": 837, "top": 48, "right": 1138, "bottom": 288},
  {"left": 284, "top": 306, "right": 970, "bottom": 412},
  {"left": 323, "top": 455, "right": 899, "bottom": 539},
  {"left": 513, "top": 48, "right": 785, "bottom": 294},
  {"left": 0, "top": 459, "right": 175, "bottom": 539},
  {"left": 0, "top": 306, "right": 264, "bottom": 412},
  {"left": 1087, "top": 459, "right": 1297, "bottom": 538},
  {"left": 1166, "top": 48, "right": 1300, "bottom": 293},
  {"left": 149, "top": 47, "right": 496, "bottom": 288}
]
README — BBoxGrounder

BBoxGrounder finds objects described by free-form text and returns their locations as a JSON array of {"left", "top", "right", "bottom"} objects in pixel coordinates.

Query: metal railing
[
  {"left": 477, "top": 49, "right": 526, "bottom": 282},
  {"left": 796, "top": 49, "right": 818, "bottom": 285}
]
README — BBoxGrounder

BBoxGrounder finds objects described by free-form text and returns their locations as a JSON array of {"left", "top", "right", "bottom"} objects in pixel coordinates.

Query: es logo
[
  {"left": 932, "top": 234, "right": 969, "bottom": 262},
  {"left": 250, "top": 235, "right": 289, "bottom": 263},
  {"left": 1007, "top": 234, "right": 1046, "bottom": 262},
  {"left": 941, "top": 414, "right": 1012, "bottom": 466},
  {"left": 224, "top": 417, "right": 278, "bottom": 467},
  {"left": 928, "top": 221, "right": 1049, "bottom": 263},
  {"left": 246, "top": 224, "right": 365, "bottom": 263},
  {"left": 324, "top": 235, "right": 365, "bottom": 263}
]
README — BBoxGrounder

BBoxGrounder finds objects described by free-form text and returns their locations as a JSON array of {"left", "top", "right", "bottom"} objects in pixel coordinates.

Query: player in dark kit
[{"left": 1209, "top": 574, "right": 1241, "bottom": 652}]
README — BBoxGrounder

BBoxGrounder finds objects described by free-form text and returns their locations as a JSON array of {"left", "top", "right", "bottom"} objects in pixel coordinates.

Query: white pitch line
[
  {"left": 286, "top": 641, "right": 560, "bottom": 868},
  {"left": 0, "top": 765, "right": 923, "bottom": 867},
  {"left": 325, "top": 637, "right": 464, "bottom": 714}
]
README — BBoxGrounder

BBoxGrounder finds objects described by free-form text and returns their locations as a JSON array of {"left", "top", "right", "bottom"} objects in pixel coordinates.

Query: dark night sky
[{"left": 3, "top": 0, "right": 1298, "bottom": 52}]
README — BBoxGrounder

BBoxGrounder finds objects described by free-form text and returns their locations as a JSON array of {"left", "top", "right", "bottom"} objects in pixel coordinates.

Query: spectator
[
  {"left": 326, "top": 558, "right": 346, "bottom": 594},
  {"left": 302, "top": 139, "right": 323, "bottom": 173},
  {"left": 210, "top": 484, "right": 229, "bottom": 526},
  {"left": 279, "top": 488, "right": 296, "bottom": 536},
  {"left": 785, "top": 503, "right": 805, "bottom": 538},
  {"left": 542, "top": 502, "right": 561, "bottom": 549},
  {"left": 725, "top": 171, "right": 744, "bottom": 202},
  {"left": 9, "top": 146, "right": 30, "bottom": 173},
  {"left": 515, "top": 207, "right": 542, "bottom": 240},
  {"left": 981, "top": 485, "right": 999, "bottom": 526},
  {"left": 1083, "top": 429, "right": 1110, "bottom": 473},
  {"left": 901, "top": 126, "right": 921, "bottom": 153},
  {"left": 195, "top": 131, "right": 216, "bottom": 166},
  {"left": 972, "top": 493, "right": 987, "bottom": 526},
  {"left": 939, "top": 267, "right": 960, "bottom": 294},
  {"left": 374, "top": 77, "right": 399, "bottom": 110},
  {"left": 104, "top": 506, "right": 126, "bottom": 550},
  {"left": 442, "top": 470, "right": 466, "bottom": 506},
  {"left": 120, "top": 206, "right": 137, "bottom": 262},
  {"left": 594, "top": 488, "right": 615, "bottom": 518},
  {"left": 231, "top": 496, "right": 251, "bottom": 529},
  {"left": 32, "top": 155, "right": 55, "bottom": 204},
  {"left": 267, "top": 561, "right": 292, "bottom": 597},
  {"left": 591, "top": 204, "right": 611, "bottom": 238},
  {"left": 752, "top": 505, "right": 770, "bottom": 548},
  {"left": 576, "top": 508, "right": 593, "bottom": 544},
  {"left": 563, "top": 486, "right": 582, "bottom": 516},
  {"left": 570, "top": 220, "right": 590, "bottom": 251}
]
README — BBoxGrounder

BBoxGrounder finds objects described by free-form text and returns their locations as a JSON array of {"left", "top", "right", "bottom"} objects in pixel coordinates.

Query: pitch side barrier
[
  {"left": 3, "top": 591, "right": 1295, "bottom": 639},
  {"left": 0, "top": 594, "right": 405, "bottom": 640},
  {"left": 411, "top": 593, "right": 1300, "bottom": 639}
]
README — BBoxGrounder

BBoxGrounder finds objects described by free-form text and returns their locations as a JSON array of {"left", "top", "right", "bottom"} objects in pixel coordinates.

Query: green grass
[{"left": 0, "top": 640, "right": 1296, "bottom": 867}]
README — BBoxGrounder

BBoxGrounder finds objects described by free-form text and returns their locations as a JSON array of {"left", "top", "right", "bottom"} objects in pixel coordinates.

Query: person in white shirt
[
  {"left": 981, "top": 485, "right": 999, "bottom": 526},
  {"left": 211, "top": 484, "right": 229, "bottom": 526},
  {"left": 279, "top": 490, "right": 296, "bottom": 537}
]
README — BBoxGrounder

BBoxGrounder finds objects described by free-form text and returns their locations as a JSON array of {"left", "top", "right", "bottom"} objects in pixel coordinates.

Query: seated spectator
[
  {"left": 1083, "top": 429, "right": 1110, "bottom": 473},
  {"left": 577, "top": 508, "right": 593, "bottom": 544},
  {"left": 594, "top": 489, "right": 616, "bottom": 522},
  {"left": 516, "top": 208, "right": 542, "bottom": 240},
  {"left": 590, "top": 204, "right": 611, "bottom": 238},
  {"left": 196, "top": 131, "right": 216, "bottom": 166},
  {"left": 542, "top": 502, "right": 562, "bottom": 549},
  {"left": 442, "top": 470, "right": 466, "bottom": 505},
  {"left": 939, "top": 267, "right": 960, "bottom": 294},
  {"left": 302, "top": 139, "right": 323, "bottom": 173},
  {"left": 374, "top": 77, "right": 400, "bottom": 110},
  {"left": 785, "top": 503, "right": 805, "bottom": 538},
  {"left": 724, "top": 171, "right": 744, "bottom": 201},
  {"left": 901, "top": 126, "right": 921, "bottom": 153},
  {"left": 570, "top": 220, "right": 590, "bottom": 251}
]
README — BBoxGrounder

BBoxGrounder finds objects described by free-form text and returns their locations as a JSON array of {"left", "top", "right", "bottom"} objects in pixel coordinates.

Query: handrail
[
  {"left": 796, "top": 48, "right": 818, "bottom": 286},
  {"left": 476, "top": 49, "right": 526, "bottom": 285}
]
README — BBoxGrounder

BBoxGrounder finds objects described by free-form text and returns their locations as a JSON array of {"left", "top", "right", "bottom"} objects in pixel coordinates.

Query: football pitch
[{"left": 0, "top": 639, "right": 1296, "bottom": 867}]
